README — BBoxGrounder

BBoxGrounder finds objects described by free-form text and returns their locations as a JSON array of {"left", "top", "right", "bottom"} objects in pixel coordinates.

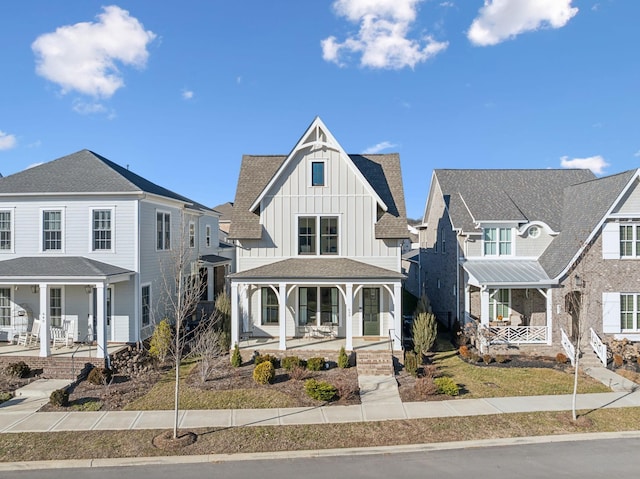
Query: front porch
[{"left": 237, "top": 335, "right": 393, "bottom": 354}]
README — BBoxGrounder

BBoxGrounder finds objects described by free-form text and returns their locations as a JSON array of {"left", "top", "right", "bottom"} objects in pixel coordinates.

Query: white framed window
[
  {"left": 205, "top": 225, "right": 211, "bottom": 248},
  {"left": 141, "top": 284, "right": 151, "bottom": 326},
  {"left": 299, "top": 286, "right": 339, "bottom": 326},
  {"left": 619, "top": 224, "right": 640, "bottom": 257},
  {"left": 310, "top": 160, "right": 326, "bottom": 187},
  {"left": 188, "top": 221, "right": 195, "bottom": 248},
  {"left": 489, "top": 289, "right": 510, "bottom": 320},
  {"left": 50, "top": 287, "right": 63, "bottom": 327},
  {"left": 261, "top": 287, "right": 279, "bottom": 325},
  {"left": 619, "top": 293, "right": 640, "bottom": 331},
  {"left": 0, "top": 287, "right": 11, "bottom": 327},
  {"left": 156, "top": 211, "right": 171, "bottom": 250},
  {"left": 528, "top": 225, "right": 540, "bottom": 239},
  {"left": 0, "top": 210, "right": 13, "bottom": 252},
  {"left": 483, "top": 227, "right": 512, "bottom": 256},
  {"left": 42, "top": 210, "right": 63, "bottom": 251},
  {"left": 298, "top": 216, "right": 339, "bottom": 255},
  {"left": 92, "top": 209, "right": 113, "bottom": 251}
]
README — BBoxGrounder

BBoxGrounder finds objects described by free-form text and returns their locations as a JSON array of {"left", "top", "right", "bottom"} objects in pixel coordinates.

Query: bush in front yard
[
  {"left": 0, "top": 392, "right": 12, "bottom": 404},
  {"left": 306, "top": 357, "right": 325, "bottom": 371},
  {"left": 281, "top": 356, "right": 304, "bottom": 371},
  {"left": 87, "top": 367, "right": 113, "bottom": 385},
  {"left": 6, "top": 361, "right": 30, "bottom": 378},
  {"left": 230, "top": 343, "right": 242, "bottom": 367},
  {"left": 404, "top": 351, "right": 419, "bottom": 377},
  {"left": 149, "top": 319, "right": 172, "bottom": 363},
  {"left": 253, "top": 361, "right": 275, "bottom": 385},
  {"left": 555, "top": 352, "right": 568, "bottom": 364},
  {"left": 254, "top": 353, "right": 279, "bottom": 369},
  {"left": 50, "top": 388, "right": 69, "bottom": 407},
  {"left": 304, "top": 379, "right": 337, "bottom": 401},
  {"left": 434, "top": 377, "right": 459, "bottom": 396},
  {"left": 338, "top": 346, "right": 350, "bottom": 368}
]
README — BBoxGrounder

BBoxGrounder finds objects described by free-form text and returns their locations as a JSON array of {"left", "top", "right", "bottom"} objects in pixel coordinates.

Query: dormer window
[
  {"left": 483, "top": 227, "right": 512, "bottom": 256},
  {"left": 311, "top": 161, "right": 325, "bottom": 186}
]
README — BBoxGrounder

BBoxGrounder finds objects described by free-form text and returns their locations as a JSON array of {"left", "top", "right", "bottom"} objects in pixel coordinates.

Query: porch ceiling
[
  {"left": 229, "top": 258, "right": 404, "bottom": 282},
  {"left": 463, "top": 259, "right": 552, "bottom": 286},
  {"left": 0, "top": 256, "right": 134, "bottom": 281}
]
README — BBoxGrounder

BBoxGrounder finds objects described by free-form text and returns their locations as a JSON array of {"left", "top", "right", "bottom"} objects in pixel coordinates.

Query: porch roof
[
  {"left": 0, "top": 257, "right": 134, "bottom": 281},
  {"left": 199, "top": 254, "right": 232, "bottom": 266},
  {"left": 463, "top": 260, "right": 551, "bottom": 286},
  {"left": 229, "top": 258, "right": 405, "bottom": 282}
]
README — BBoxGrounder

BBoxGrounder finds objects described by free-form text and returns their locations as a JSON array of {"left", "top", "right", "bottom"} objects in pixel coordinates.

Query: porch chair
[
  {"left": 16, "top": 319, "right": 41, "bottom": 347},
  {"left": 52, "top": 319, "right": 75, "bottom": 348}
]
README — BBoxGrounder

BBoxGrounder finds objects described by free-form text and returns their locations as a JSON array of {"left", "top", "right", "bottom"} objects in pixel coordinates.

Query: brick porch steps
[
  {"left": 0, "top": 356, "right": 102, "bottom": 381},
  {"left": 356, "top": 350, "right": 395, "bottom": 376}
]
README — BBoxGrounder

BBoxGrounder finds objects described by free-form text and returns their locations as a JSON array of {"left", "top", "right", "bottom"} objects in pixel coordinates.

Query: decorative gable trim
[{"left": 249, "top": 117, "right": 387, "bottom": 213}]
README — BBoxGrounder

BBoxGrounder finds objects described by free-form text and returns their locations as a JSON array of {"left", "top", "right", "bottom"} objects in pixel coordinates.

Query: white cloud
[
  {"left": 182, "top": 89, "right": 194, "bottom": 100},
  {"left": 363, "top": 141, "right": 398, "bottom": 154},
  {"left": 72, "top": 100, "right": 107, "bottom": 115},
  {"left": 634, "top": 150, "right": 640, "bottom": 158},
  {"left": 0, "top": 131, "right": 17, "bottom": 150},
  {"left": 32, "top": 5, "right": 156, "bottom": 98},
  {"left": 322, "top": 0, "right": 448, "bottom": 69},
  {"left": 468, "top": 0, "right": 578, "bottom": 46},
  {"left": 560, "top": 155, "right": 609, "bottom": 174}
]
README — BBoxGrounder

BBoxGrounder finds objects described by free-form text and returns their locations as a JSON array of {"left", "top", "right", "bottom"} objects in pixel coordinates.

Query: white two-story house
[
  {"left": 228, "top": 118, "right": 408, "bottom": 351},
  {"left": 421, "top": 168, "right": 640, "bottom": 360},
  {"left": 0, "top": 150, "right": 230, "bottom": 359}
]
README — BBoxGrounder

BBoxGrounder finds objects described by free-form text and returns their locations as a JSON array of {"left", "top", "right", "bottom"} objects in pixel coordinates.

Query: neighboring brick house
[
  {"left": 420, "top": 168, "right": 640, "bottom": 356},
  {"left": 227, "top": 117, "right": 408, "bottom": 351},
  {"left": 0, "top": 150, "right": 230, "bottom": 358}
]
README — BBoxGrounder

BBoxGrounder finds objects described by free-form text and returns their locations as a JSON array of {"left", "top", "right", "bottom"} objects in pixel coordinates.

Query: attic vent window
[
  {"left": 528, "top": 225, "right": 540, "bottom": 239},
  {"left": 311, "top": 161, "right": 325, "bottom": 186}
]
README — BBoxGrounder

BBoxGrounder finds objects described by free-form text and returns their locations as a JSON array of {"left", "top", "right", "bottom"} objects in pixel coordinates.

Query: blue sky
[{"left": 1, "top": 1, "right": 638, "bottom": 219}]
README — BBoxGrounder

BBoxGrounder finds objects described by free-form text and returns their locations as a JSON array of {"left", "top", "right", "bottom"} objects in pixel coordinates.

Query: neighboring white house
[
  {"left": 0, "top": 150, "right": 231, "bottom": 358},
  {"left": 227, "top": 117, "right": 408, "bottom": 351}
]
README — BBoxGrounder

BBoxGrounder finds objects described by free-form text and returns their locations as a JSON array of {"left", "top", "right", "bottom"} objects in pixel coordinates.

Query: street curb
[{"left": 1, "top": 430, "right": 640, "bottom": 471}]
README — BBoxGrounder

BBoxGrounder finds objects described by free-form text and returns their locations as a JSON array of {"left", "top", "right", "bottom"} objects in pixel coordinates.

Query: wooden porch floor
[
  {"left": 238, "top": 336, "right": 392, "bottom": 353},
  {"left": 0, "top": 342, "right": 127, "bottom": 359}
]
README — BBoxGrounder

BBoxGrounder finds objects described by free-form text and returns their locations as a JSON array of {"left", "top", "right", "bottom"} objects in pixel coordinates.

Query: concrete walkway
[{"left": 0, "top": 378, "right": 70, "bottom": 413}]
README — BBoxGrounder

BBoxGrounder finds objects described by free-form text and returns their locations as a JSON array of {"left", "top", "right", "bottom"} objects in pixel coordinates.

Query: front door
[{"left": 363, "top": 288, "right": 380, "bottom": 336}]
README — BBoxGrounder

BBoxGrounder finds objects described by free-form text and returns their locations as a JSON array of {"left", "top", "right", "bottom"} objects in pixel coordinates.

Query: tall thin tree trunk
[
  {"left": 572, "top": 347, "right": 579, "bottom": 421},
  {"left": 174, "top": 280, "right": 182, "bottom": 439}
]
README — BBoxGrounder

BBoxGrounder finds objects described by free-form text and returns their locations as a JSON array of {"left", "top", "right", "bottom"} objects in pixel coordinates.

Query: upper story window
[
  {"left": 311, "top": 161, "right": 325, "bottom": 186},
  {"left": 156, "top": 211, "right": 171, "bottom": 251},
  {"left": 0, "top": 211, "right": 12, "bottom": 251},
  {"left": 43, "top": 210, "right": 62, "bottom": 251},
  {"left": 298, "top": 216, "right": 339, "bottom": 255},
  {"left": 92, "top": 209, "right": 112, "bottom": 251},
  {"left": 619, "top": 224, "right": 640, "bottom": 257},
  {"left": 483, "top": 227, "right": 512, "bottom": 256},
  {"left": 188, "top": 222, "right": 196, "bottom": 248},
  {"left": 205, "top": 225, "right": 211, "bottom": 248}
]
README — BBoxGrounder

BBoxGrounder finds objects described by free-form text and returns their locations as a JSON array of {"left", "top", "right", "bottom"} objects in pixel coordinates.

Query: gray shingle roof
[
  {"left": 0, "top": 149, "right": 213, "bottom": 213},
  {"left": 0, "top": 257, "right": 133, "bottom": 279},
  {"left": 212, "top": 202, "right": 233, "bottom": 221},
  {"left": 463, "top": 260, "right": 550, "bottom": 285},
  {"left": 434, "top": 169, "right": 596, "bottom": 233},
  {"left": 199, "top": 254, "right": 232, "bottom": 265},
  {"left": 229, "top": 258, "right": 405, "bottom": 281},
  {"left": 539, "top": 169, "right": 636, "bottom": 278},
  {"left": 228, "top": 154, "right": 408, "bottom": 240}
]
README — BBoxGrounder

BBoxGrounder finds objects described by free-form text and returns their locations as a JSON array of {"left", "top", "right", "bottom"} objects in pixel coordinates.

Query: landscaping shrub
[
  {"left": 87, "top": 367, "right": 113, "bottom": 386},
  {"left": 495, "top": 354, "right": 509, "bottom": 364},
  {"left": 482, "top": 354, "right": 493, "bottom": 364},
  {"left": 252, "top": 361, "right": 275, "bottom": 385},
  {"left": 613, "top": 353, "right": 624, "bottom": 368},
  {"left": 555, "top": 352, "right": 568, "bottom": 364},
  {"left": 281, "top": 356, "right": 304, "bottom": 371},
  {"left": 288, "top": 365, "right": 309, "bottom": 381},
  {"left": 50, "top": 388, "right": 69, "bottom": 407},
  {"left": 0, "top": 392, "right": 12, "bottom": 404},
  {"left": 469, "top": 352, "right": 481, "bottom": 363},
  {"left": 414, "top": 376, "right": 437, "bottom": 397},
  {"left": 306, "top": 357, "right": 325, "bottom": 371},
  {"left": 149, "top": 319, "right": 172, "bottom": 363},
  {"left": 6, "top": 361, "right": 30, "bottom": 378},
  {"left": 304, "top": 379, "right": 337, "bottom": 401},
  {"left": 255, "top": 353, "right": 279, "bottom": 368},
  {"left": 458, "top": 345, "right": 471, "bottom": 359},
  {"left": 434, "top": 377, "right": 460, "bottom": 396},
  {"left": 404, "top": 351, "right": 419, "bottom": 377},
  {"left": 413, "top": 312, "right": 437, "bottom": 356},
  {"left": 230, "top": 343, "right": 242, "bottom": 367},
  {"left": 337, "top": 346, "right": 350, "bottom": 368}
]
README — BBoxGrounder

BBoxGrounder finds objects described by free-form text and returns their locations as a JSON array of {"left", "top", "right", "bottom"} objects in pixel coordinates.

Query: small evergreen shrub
[
  {"left": 613, "top": 353, "right": 624, "bottom": 368},
  {"left": 337, "top": 346, "right": 350, "bottom": 368},
  {"left": 306, "top": 357, "right": 325, "bottom": 371},
  {"left": 149, "top": 319, "right": 172, "bottom": 363},
  {"left": 254, "top": 353, "right": 279, "bottom": 368},
  {"left": 0, "top": 392, "right": 12, "bottom": 404},
  {"left": 458, "top": 345, "right": 471, "bottom": 359},
  {"left": 495, "top": 355, "right": 509, "bottom": 364},
  {"left": 404, "top": 351, "right": 419, "bottom": 377},
  {"left": 253, "top": 361, "right": 275, "bottom": 385},
  {"left": 482, "top": 354, "right": 493, "bottom": 364},
  {"left": 230, "top": 343, "right": 242, "bottom": 367},
  {"left": 469, "top": 352, "right": 481, "bottom": 363},
  {"left": 304, "top": 379, "right": 337, "bottom": 401},
  {"left": 50, "top": 388, "right": 69, "bottom": 407},
  {"left": 412, "top": 312, "right": 437, "bottom": 356},
  {"left": 434, "top": 377, "right": 460, "bottom": 396},
  {"left": 555, "top": 352, "right": 568, "bottom": 364},
  {"left": 87, "top": 367, "right": 113, "bottom": 386},
  {"left": 6, "top": 361, "right": 30, "bottom": 378},
  {"left": 281, "top": 356, "right": 303, "bottom": 371}
]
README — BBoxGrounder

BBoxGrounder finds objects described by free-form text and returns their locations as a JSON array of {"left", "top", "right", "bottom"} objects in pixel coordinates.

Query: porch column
[
  {"left": 345, "top": 283, "right": 353, "bottom": 351},
  {"left": 242, "top": 285, "right": 250, "bottom": 333},
  {"left": 278, "top": 282, "right": 286, "bottom": 351},
  {"left": 546, "top": 287, "right": 553, "bottom": 345},
  {"left": 393, "top": 282, "right": 402, "bottom": 351},
  {"left": 207, "top": 266, "right": 214, "bottom": 301},
  {"left": 96, "top": 283, "right": 107, "bottom": 359},
  {"left": 464, "top": 285, "right": 471, "bottom": 324},
  {"left": 38, "top": 284, "right": 50, "bottom": 357},
  {"left": 480, "top": 288, "right": 490, "bottom": 325},
  {"left": 230, "top": 282, "right": 239, "bottom": 347}
]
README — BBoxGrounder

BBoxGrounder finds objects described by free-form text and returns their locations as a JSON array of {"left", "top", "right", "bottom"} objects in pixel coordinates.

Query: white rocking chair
[{"left": 16, "top": 319, "right": 41, "bottom": 347}]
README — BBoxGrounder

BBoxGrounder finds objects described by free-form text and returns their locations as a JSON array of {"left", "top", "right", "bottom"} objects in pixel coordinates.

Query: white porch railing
[
  {"left": 589, "top": 328, "right": 607, "bottom": 366},
  {"left": 560, "top": 328, "right": 576, "bottom": 366},
  {"left": 487, "top": 325, "right": 548, "bottom": 344}
]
